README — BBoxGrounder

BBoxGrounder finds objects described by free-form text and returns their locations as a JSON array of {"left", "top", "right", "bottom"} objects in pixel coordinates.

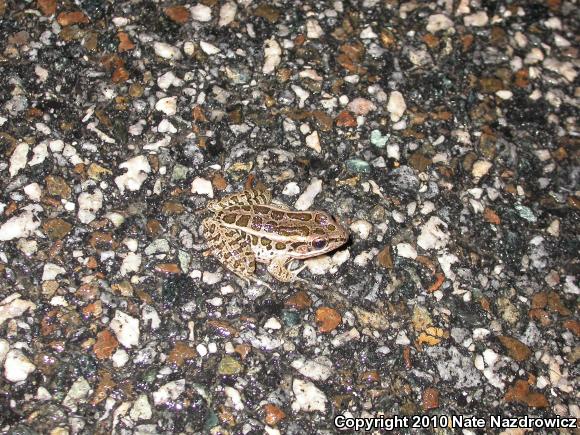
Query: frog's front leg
[{"left": 267, "top": 255, "right": 307, "bottom": 283}]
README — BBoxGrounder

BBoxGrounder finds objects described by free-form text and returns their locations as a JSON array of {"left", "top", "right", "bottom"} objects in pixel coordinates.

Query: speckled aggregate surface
[{"left": 0, "top": 0, "right": 578, "bottom": 433}]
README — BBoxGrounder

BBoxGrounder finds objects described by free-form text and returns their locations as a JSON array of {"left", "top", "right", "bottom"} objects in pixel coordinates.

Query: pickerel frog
[{"left": 202, "top": 189, "right": 348, "bottom": 284}]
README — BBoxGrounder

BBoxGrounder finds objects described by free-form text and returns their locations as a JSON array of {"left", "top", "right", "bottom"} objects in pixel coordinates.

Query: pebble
[
  {"left": 396, "top": 243, "right": 417, "bottom": 259},
  {"left": 370, "top": 130, "right": 389, "bottom": 148},
  {"left": 218, "top": 2, "right": 237, "bottom": 26},
  {"left": 291, "top": 379, "right": 327, "bottom": 412},
  {"left": 152, "top": 379, "right": 185, "bottom": 405},
  {"left": 471, "top": 160, "right": 492, "bottom": 180},
  {"left": 264, "top": 317, "right": 282, "bottom": 330},
  {"left": 360, "top": 26, "right": 377, "bottom": 39},
  {"left": 306, "top": 19, "right": 324, "bottom": 39},
  {"left": 190, "top": 4, "right": 211, "bottom": 21},
  {"left": 9, "top": 142, "right": 29, "bottom": 177},
  {"left": 153, "top": 42, "right": 182, "bottom": 60},
  {"left": 0, "top": 209, "right": 41, "bottom": 241},
  {"left": 4, "top": 349, "right": 36, "bottom": 382},
  {"left": 155, "top": 96, "right": 177, "bottom": 115},
  {"left": 463, "top": 11, "right": 488, "bottom": 27},
  {"left": 282, "top": 182, "right": 300, "bottom": 196},
  {"left": 426, "top": 14, "right": 454, "bottom": 32},
  {"left": 77, "top": 189, "right": 103, "bottom": 224},
  {"left": 191, "top": 177, "right": 214, "bottom": 198},
  {"left": 62, "top": 377, "right": 91, "bottom": 412},
  {"left": 347, "top": 97, "right": 376, "bottom": 116},
  {"left": 200, "top": 41, "right": 220, "bottom": 55},
  {"left": 130, "top": 394, "right": 152, "bottom": 421},
  {"left": 387, "top": 91, "right": 406, "bottom": 122},
  {"left": 417, "top": 216, "right": 449, "bottom": 250},
  {"left": 110, "top": 310, "right": 140, "bottom": 348},
  {"left": 305, "top": 131, "right": 321, "bottom": 153},
  {"left": 115, "top": 155, "right": 151, "bottom": 194},
  {"left": 294, "top": 178, "right": 322, "bottom": 211},
  {"left": 305, "top": 255, "right": 333, "bottom": 275},
  {"left": 291, "top": 356, "right": 333, "bottom": 381},
  {"left": 263, "top": 38, "right": 281, "bottom": 74},
  {"left": 349, "top": 220, "right": 372, "bottom": 240}
]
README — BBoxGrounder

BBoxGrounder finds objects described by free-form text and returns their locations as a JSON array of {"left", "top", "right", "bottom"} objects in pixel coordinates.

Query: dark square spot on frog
[
  {"left": 236, "top": 215, "right": 250, "bottom": 227},
  {"left": 222, "top": 214, "right": 237, "bottom": 224},
  {"left": 275, "top": 242, "right": 286, "bottom": 250}
]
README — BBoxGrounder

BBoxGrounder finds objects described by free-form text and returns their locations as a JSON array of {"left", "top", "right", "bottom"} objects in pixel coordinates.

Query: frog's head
[{"left": 295, "top": 211, "right": 349, "bottom": 257}]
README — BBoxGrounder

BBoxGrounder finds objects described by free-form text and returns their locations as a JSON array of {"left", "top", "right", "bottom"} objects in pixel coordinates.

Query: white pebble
[
  {"left": 121, "top": 252, "right": 141, "bottom": 276},
  {"left": 291, "top": 379, "right": 327, "bottom": 412},
  {"left": 305, "top": 131, "right": 321, "bottom": 153},
  {"left": 112, "top": 349, "right": 129, "bottom": 367},
  {"left": 463, "top": 11, "right": 488, "bottom": 26},
  {"left": 0, "top": 209, "right": 41, "bottom": 241},
  {"left": 306, "top": 19, "right": 324, "bottom": 39},
  {"left": 387, "top": 91, "right": 406, "bottom": 122},
  {"left": 191, "top": 177, "right": 214, "bottom": 198},
  {"left": 110, "top": 310, "right": 140, "bottom": 348},
  {"left": 190, "top": 4, "right": 212, "bottom": 21},
  {"left": 524, "top": 47, "right": 544, "bottom": 65},
  {"left": 9, "top": 142, "right": 29, "bottom": 178},
  {"left": 396, "top": 243, "right": 417, "bottom": 259},
  {"left": 153, "top": 379, "right": 185, "bottom": 405},
  {"left": 155, "top": 96, "right": 177, "bottom": 115},
  {"left": 4, "top": 349, "right": 35, "bottom": 382},
  {"left": 218, "top": 2, "right": 237, "bottom": 26},
  {"left": 0, "top": 294, "right": 36, "bottom": 325},
  {"left": 282, "top": 182, "right": 300, "bottom": 196},
  {"left": 417, "top": 216, "right": 449, "bottom": 250},
  {"left": 426, "top": 14, "right": 453, "bottom": 32},
  {"left": 78, "top": 189, "right": 103, "bottom": 224},
  {"left": 360, "top": 26, "right": 377, "bottom": 39},
  {"left": 263, "top": 38, "right": 282, "bottom": 74},
  {"left": 347, "top": 97, "right": 376, "bottom": 116},
  {"left": 200, "top": 41, "right": 220, "bottom": 55},
  {"left": 472, "top": 160, "right": 492, "bottom": 180},
  {"left": 349, "top": 220, "right": 372, "bottom": 240},
  {"left": 305, "top": 255, "right": 333, "bottom": 275},
  {"left": 495, "top": 90, "right": 513, "bottom": 100},
  {"left": 115, "top": 155, "right": 151, "bottom": 194},
  {"left": 291, "top": 356, "right": 333, "bottom": 381},
  {"left": 264, "top": 317, "right": 282, "bottom": 330},
  {"left": 23, "top": 183, "right": 41, "bottom": 201},
  {"left": 158, "top": 119, "right": 177, "bottom": 133},
  {"left": 294, "top": 178, "right": 322, "bottom": 210},
  {"left": 153, "top": 42, "right": 182, "bottom": 60},
  {"left": 130, "top": 394, "right": 152, "bottom": 421}
]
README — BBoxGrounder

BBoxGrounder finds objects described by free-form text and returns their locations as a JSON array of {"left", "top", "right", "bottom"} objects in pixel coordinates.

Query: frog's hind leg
[
  {"left": 202, "top": 217, "right": 257, "bottom": 282},
  {"left": 206, "top": 189, "right": 272, "bottom": 212}
]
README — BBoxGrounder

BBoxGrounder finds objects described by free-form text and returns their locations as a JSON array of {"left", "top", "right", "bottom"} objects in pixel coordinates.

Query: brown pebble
[
  {"left": 234, "top": 344, "right": 251, "bottom": 359},
  {"left": 57, "top": 11, "right": 90, "bottom": 26},
  {"left": 377, "top": 246, "right": 393, "bottom": 269},
  {"left": 498, "top": 335, "right": 531, "bottom": 361},
  {"left": 167, "top": 341, "right": 197, "bottom": 366},
  {"left": 427, "top": 273, "right": 445, "bottom": 293},
  {"left": 42, "top": 218, "right": 72, "bottom": 240},
  {"left": 483, "top": 207, "right": 501, "bottom": 225},
  {"left": 117, "top": 31, "right": 135, "bottom": 52},
  {"left": 45, "top": 175, "right": 71, "bottom": 199},
  {"left": 562, "top": 320, "right": 580, "bottom": 336},
  {"left": 315, "top": 307, "right": 342, "bottom": 332},
  {"left": 422, "top": 387, "right": 440, "bottom": 410},
  {"left": 263, "top": 403, "right": 286, "bottom": 426},
  {"left": 285, "top": 290, "right": 312, "bottom": 310},
  {"left": 155, "top": 263, "right": 181, "bottom": 274},
  {"left": 164, "top": 5, "right": 190, "bottom": 24},
  {"left": 90, "top": 371, "right": 115, "bottom": 406},
  {"left": 93, "top": 330, "right": 119, "bottom": 360},
  {"left": 335, "top": 110, "right": 357, "bottom": 127},
  {"left": 112, "top": 67, "right": 129, "bottom": 83},
  {"left": 504, "top": 380, "right": 548, "bottom": 408},
  {"left": 37, "top": 0, "right": 56, "bottom": 15},
  {"left": 207, "top": 320, "right": 239, "bottom": 337},
  {"left": 547, "top": 291, "right": 571, "bottom": 316}
]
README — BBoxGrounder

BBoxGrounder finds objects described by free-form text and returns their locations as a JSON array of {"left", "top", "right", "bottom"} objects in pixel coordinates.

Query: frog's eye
[{"left": 312, "top": 238, "right": 327, "bottom": 250}]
